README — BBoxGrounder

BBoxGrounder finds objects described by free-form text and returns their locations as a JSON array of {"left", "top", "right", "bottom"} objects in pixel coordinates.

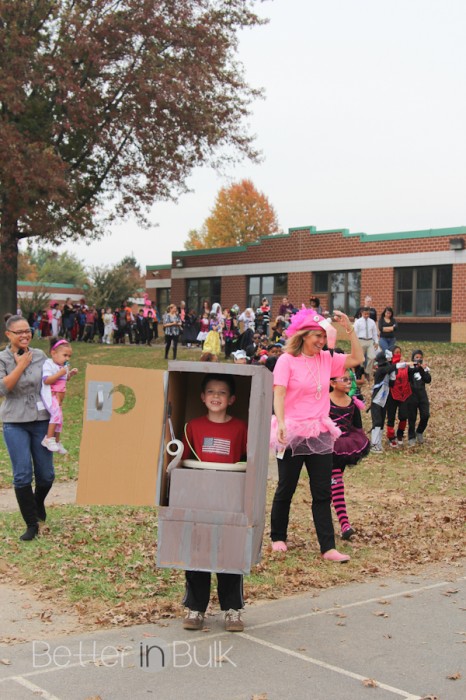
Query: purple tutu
[{"left": 332, "top": 427, "right": 370, "bottom": 469}]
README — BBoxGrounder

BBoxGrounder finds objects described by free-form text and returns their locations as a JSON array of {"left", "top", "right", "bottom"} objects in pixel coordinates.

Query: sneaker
[
  {"left": 388, "top": 439, "right": 398, "bottom": 448},
  {"left": 407, "top": 438, "right": 416, "bottom": 447},
  {"left": 397, "top": 439, "right": 404, "bottom": 447},
  {"left": 183, "top": 610, "right": 204, "bottom": 631},
  {"left": 341, "top": 527, "right": 355, "bottom": 541},
  {"left": 41, "top": 437, "right": 59, "bottom": 452},
  {"left": 370, "top": 445, "right": 383, "bottom": 453},
  {"left": 416, "top": 433, "right": 424, "bottom": 444},
  {"left": 224, "top": 609, "right": 244, "bottom": 632},
  {"left": 56, "top": 442, "right": 68, "bottom": 455}
]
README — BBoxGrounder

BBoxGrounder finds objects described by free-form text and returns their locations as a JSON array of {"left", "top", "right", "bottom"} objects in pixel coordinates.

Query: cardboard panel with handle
[{"left": 77, "top": 365, "right": 165, "bottom": 505}]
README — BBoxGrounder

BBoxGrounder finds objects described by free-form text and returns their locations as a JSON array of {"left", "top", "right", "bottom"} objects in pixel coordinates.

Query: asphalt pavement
[{"left": 1, "top": 564, "right": 465, "bottom": 700}]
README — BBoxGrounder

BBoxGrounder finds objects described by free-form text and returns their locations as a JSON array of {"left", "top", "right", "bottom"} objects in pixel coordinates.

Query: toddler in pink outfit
[{"left": 41, "top": 338, "right": 78, "bottom": 454}]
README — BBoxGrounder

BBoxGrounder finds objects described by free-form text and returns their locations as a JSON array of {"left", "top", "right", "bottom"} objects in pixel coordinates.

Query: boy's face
[{"left": 201, "top": 380, "right": 235, "bottom": 414}]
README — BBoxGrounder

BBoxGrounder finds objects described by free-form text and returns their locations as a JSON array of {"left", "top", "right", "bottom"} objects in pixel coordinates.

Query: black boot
[
  {"left": 15, "top": 486, "right": 39, "bottom": 541},
  {"left": 34, "top": 482, "right": 53, "bottom": 522}
]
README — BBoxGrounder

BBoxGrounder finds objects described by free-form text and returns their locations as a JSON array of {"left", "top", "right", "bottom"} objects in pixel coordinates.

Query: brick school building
[{"left": 146, "top": 225, "right": 466, "bottom": 343}]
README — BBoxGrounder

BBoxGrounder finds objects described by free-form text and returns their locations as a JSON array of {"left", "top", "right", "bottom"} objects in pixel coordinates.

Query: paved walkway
[{"left": 1, "top": 565, "right": 464, "bottom": 700}]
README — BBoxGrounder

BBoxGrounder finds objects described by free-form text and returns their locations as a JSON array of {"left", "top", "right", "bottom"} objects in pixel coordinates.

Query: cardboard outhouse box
[{"left": 77, "top": 361, "right": 273, "bottom": 575}]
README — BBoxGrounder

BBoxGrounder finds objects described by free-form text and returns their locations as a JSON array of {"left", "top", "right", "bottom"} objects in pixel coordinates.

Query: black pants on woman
[
  {"left": 271, "top": 450, "right": 335, "bottom": 553},
  {"left": 164, "top": 334, "right": 179, "bottom": 359}
]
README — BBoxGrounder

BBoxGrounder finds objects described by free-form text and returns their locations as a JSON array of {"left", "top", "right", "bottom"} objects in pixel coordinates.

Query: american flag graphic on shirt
[{"left": 202, "top": 436, "right": 231, "bottom": 456}]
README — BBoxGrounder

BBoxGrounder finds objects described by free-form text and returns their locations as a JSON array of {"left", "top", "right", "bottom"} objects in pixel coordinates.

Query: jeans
[
  {"left": 3, "top": 421, "right": 55, "bottom": 489},
  {"left": 379, "top": 337, "right": 396, "bottom": 353}
]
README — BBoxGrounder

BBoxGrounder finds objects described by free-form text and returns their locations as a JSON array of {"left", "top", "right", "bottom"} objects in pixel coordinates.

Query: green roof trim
[
  {"left": 355, "top": 226, "right": 466, "bottom": 242},
  {"left": 288, "top": 225, "right": 317, "bottom": 233},
  {"left": 172, "top": 245, "right": 248, "bottom": 257},
  {"left": 146, "top": 264, "right": 172, "bottom": 271},
  {"left": 17, "top": 281, "right": 82, "bottom": 288},
  {"left": 150, "top": 225, "right": 466, "bottom": 265}
]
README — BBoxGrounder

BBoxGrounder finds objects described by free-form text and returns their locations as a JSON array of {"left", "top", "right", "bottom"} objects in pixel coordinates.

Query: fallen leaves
[
  {"left": 447, "top": 672, "right": 461, "bottom": 680},
  {"left": 442, "top": 588, "right": 459, "bottom": 596},
  {"left": 0, "top": 559, "right": 9, "bottom": 574},
  {"left": 0, "top": 345, "right": 464, "bottom": 633},
  {"left": 40, "top": 609, "right": 53, "bottom": 622},
  {"left": 362, "top": 678, "right": 378, "bottom": 687}
]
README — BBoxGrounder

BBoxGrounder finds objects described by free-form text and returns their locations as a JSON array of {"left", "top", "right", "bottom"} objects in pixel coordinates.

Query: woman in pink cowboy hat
[{"left": 270, "top": 307, "right": 363, "bottom": 562}]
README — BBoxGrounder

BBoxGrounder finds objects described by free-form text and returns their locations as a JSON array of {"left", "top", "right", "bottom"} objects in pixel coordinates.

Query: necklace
[{"left": 302, "top": 353, "right": 322, "bottom": 399}]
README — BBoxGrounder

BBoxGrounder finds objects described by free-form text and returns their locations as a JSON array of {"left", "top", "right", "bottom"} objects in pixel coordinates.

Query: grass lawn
[{"left": 0, "top": 338, "right": 465, "bottom": 627}]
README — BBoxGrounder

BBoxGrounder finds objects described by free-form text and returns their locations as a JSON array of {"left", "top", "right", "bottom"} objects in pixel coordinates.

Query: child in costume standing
[
  {"left": 370, "top": 350, "right": 408, "bottom": 452},
  {"left": 329, "top": 370, "right": 370, "bottom": 540},
  {"left": 196, "top": 311, "right": 210, "bottom": 349},
  {"left": 41, "top": 338, "right": 78, "bottom": 454},
  {"left": 202, "top": 312, "right": 222, "bottom": 357},
  {"left": 406, "top": 349, "right": 431, "bottom": 446},
  {"left": 385, "top": 346, "right": 411, "bottom": 447},
  {"left": 181, "top": 374, "right": 248, "bottom": 632}
]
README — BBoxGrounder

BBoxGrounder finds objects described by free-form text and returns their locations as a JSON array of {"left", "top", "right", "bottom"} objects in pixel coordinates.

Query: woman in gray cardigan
[{"left": 0, "top": 315, "right": 54, "bottom": 540}]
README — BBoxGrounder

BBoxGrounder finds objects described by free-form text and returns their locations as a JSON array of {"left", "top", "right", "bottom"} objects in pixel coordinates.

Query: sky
[{"left": 62, "top": 0, "right": 466, "bottom": 270}]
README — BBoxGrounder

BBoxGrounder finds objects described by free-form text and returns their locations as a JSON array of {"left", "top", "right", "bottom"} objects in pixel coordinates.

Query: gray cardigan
[{"left": 0, "top": 346, "right": 50, "bottom": 422}]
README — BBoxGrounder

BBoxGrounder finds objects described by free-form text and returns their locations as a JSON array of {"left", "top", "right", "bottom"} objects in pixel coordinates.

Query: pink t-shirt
[{"left": 273, "top": 351, "right": 347, "bottom": 422}]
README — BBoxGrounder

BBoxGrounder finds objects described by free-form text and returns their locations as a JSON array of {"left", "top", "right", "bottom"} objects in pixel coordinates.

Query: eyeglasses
[
  {"left": 8, "top": 329, "right": 32, "bottom": 336},
  {"left": 333, "top": 377, "right": 351, "bottom": 383}
]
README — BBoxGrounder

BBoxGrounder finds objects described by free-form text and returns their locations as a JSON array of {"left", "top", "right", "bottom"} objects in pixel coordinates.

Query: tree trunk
[{"left": 0, "top": 219, "right": 19, "bottom": 333}]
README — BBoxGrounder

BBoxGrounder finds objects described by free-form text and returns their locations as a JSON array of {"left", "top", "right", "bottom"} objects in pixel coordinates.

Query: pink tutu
[{"left": 270, "top": 415, "right": 341, "bottom": 456}]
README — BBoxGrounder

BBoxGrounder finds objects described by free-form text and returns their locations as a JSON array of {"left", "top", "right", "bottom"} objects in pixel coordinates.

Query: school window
[
  {"left": 248, "top": 274, "right": 287, "bottom": 309},
  {"left": 157, "top": 288, "right": 170, "bottom": 313},
  {"left": 313, "top": 271, "right": 360, "bottom": 316},
  {"left": 395, "top": 265, "right": 452, "bottom": 316},
  {"left": 187, "top": 277, "right": 221, "bottom": 315}
]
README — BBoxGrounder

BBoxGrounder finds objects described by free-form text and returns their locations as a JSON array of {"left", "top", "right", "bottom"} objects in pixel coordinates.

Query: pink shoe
[
  {"left": 272, "top": 541, "right": 288, "bottom": 552},
  {"left": 322, "top": 549, "right": 350, "bottom": 563}
]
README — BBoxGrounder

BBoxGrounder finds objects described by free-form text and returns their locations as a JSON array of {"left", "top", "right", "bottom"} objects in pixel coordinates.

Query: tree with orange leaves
[{"left": 185, "top": 179, "right": 280, "bottom": 249}]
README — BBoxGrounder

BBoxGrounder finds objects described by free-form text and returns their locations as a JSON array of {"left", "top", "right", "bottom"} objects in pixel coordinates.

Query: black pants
[
  {"left": 271, "top": 451, "right": 335, "bottom": 554},
  {"left": 183, "top": 571, "right": 244, "bottom": 612},
  {"left": 370, "top": 402, "right": 387, "bottom": 429},
  {"left": 144, "top": 320, "right": 153, "bottom": 345},
  {"left": 164, "top": 334, "right": 179, "bottom": 359},
  {"left": 407, "top": 391, "right": 430, "bottom": 439},
  {"left": 386, "top": 395, "right": 408, "bottom": 436},
  {"left": 224, "top": 337, "right": 236, "bottom": 359}
]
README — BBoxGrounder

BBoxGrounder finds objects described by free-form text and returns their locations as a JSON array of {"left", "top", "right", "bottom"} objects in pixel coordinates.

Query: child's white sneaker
[
  {"left": 41, "top": 437, "right": 59, "bottom": 452},
  {"left": 56, "top": 442, "right": 68, "bottom": 455}
]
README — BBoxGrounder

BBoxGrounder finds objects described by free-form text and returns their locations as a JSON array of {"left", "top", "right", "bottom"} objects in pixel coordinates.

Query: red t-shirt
[{"left": 182, "top": 415, "right": 247, "bottom": 463}]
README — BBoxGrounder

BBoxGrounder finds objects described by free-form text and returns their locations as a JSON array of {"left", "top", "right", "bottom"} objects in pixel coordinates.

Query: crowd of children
[{"left": 24, "top": 296, "right": 161, "bottom": 346}]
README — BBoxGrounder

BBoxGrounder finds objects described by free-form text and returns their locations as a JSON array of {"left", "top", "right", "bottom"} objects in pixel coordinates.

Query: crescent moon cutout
[{"left": 109, "top": 384, "right": 136, "bottom": 414}]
